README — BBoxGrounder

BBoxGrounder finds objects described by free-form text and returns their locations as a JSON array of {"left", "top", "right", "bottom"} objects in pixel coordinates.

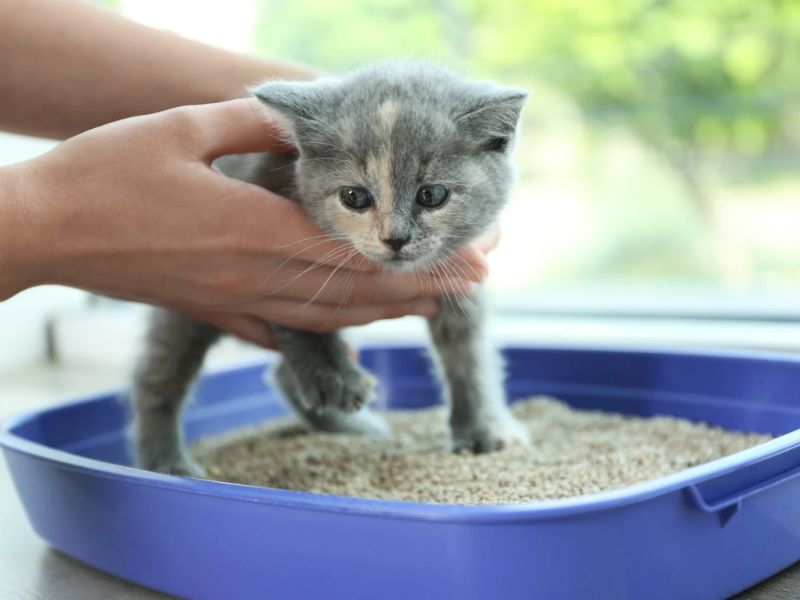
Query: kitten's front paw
[
  {"left": 451, "top": 417, "right": 529, "bottom": 454},
  {"left": 308, "top": 407, "right": 392, "bottom": 436},
  {"left": 299, "top": 364, "right": 377, "bottom": 414},
  {"left": 137, "top": 450, "right": 207, "bottom": 478}
]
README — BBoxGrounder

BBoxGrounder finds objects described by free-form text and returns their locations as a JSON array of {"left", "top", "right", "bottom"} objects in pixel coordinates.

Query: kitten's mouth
[
  {"left": 381, "top": 253, "right": 437, "bottom": 273},
  {"left": 360, "top": 246, "right": 440, "bottom": 272},
  {"left": 383, "top": 254, "right": 417, "bottom": 271},
  {"left": 363, "top": 250, "right": 425, "bottom": 272}
]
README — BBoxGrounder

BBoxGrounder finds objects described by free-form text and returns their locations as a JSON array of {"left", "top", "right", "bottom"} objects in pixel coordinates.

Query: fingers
[
  {"left": 180, "top": 98, "right": 296, "bottom": 159},
  {"left": 436, "top": 226, "right": 498, "bottom": 283},
  {"left": 474, "top": 225, "right": 501, "bottom": 254},
  {"left": 360, "top": 269, "right": 477, "bottom": 302},
  {"left": 448, "top": 245, "right": 490, "bottom": 281},
  {"left": 246, "top": 297, "right": 439, "bottom": 333},
  {"left": 191, "top": 312, "right": 277, "bottom": 349},
  {"left": 189, "top": 310, "right": 363, "bottom": 355},
  {"left": 257, "top": 257, "right": 477, "bottom": 304}
]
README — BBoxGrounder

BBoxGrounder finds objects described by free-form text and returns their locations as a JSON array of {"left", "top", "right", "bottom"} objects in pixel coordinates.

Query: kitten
[{"left": 132, "top": 61, "right": 529, "bottom": 476}]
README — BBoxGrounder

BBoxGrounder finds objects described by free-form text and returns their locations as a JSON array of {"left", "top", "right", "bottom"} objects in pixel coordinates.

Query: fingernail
[{"left": 475, "top": 262, "right": 489, "bottom": 282}]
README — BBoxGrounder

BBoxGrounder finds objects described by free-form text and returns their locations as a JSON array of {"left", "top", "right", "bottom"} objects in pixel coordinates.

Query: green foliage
[
  {"left": 254, "top": 0, "right": 800, "bottom": 156},
  {"left": 469, "top": 0, "right": 800, "bottom": 157},
  {"left": 95, "top": 0, "right": 122, "bottom": 11},
  {"left": 253, "top": 0, "right": 462, "bottom": 70}
]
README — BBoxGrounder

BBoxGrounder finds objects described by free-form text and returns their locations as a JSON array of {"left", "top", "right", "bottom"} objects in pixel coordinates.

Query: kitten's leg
[
  {"left": 427, "top": 287, "right": 528, "bottom": 453},
  {"left": 270, "top": 327, "right": 389, "bottom": 436},
  {"left": 132, "top": 309, "right": 221, "bottom": 476}
]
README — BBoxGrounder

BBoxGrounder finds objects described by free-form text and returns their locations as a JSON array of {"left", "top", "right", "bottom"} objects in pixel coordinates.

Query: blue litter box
[{"left": 3, "top": 345, "right": 800, "bottom": 600}]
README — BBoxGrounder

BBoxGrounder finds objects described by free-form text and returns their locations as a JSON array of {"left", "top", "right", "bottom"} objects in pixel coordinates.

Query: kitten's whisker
[
  {"left": 450, "top": 252, "right": 484, "bottom": 283},
  {"left": 430, "top": 153, "right": 468, "bottom": 161},
  {"left": 276, "top": 233, "right": 349, "bottom": 249},
  {"left": 423, "top": 269, "right": 445, "bottom": 315},
  {"left": 448, "top": 255, "right": 482, "bottom": 287},
  {"left": 334, "top": 254, "right": 360, "bottom": 311},
  {"left": 298, "top": 248, "right": 359, "bottom": 312},
  {"left": 336, "top": 256, "right": 364, "bottom": 313},
  {"left": 443, "top": 257, "right": 478, "bottom": 310},
  {"left": 442, "top": 258, "right": 473, "bottom": 315},
  {"left": 439, "top": 261, "right": 467, "bottom": 314},
  {"left": 264, "top": 156, "right": 351, "bottom": 172},
  {"left": 412, "top": 268, "right": 423, "bottom": 309},
  {"left": 301, "top": 140, "right": 360, "bottom": 163},
  {"left": 420, "top": 269, "right": 435, "bottom": 299},
  {"left": 412, "top": 268, "right": 438, "bottom": 321},
  {"left": 256, "top": 237, "right": 351, "bottom": 292},
  {"left": 270, "top": 245, "right": 355, "bottom": 295},
  {"left": 299, "top": 157, "right": 353, "bottom": 165},
  {"left": 432, "top": 263, "right": 457, "bottom": 313},
  {"left": 259, "top": 163, "right": 297, "bottom": 173},
  {"left": 285, "top": 244, "right": 355, "bottom": 278}
]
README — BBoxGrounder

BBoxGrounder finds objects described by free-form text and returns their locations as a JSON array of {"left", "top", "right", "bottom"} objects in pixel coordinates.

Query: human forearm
[
  {"left": 0, "top": 163, "right": 48, "bottom": 300},
  {"left": 0, "top": 0, "right": 317, "bottom": 140}
]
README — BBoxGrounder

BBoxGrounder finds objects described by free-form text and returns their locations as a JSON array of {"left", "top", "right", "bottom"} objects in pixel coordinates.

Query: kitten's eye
[
  {"left": 339, "top": 187, "right": 374, "bottom": 211},
  {"left": 416, "top": 184, "right": 449, "bottom": 208}
]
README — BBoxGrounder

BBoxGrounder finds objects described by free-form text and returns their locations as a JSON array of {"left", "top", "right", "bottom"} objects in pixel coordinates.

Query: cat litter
[{"left": 193, "top": 396, "right": 770, "bottom": 504}]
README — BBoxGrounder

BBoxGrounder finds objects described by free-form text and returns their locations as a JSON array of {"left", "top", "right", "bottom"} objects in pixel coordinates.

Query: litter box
[{"left": 3, "top": 345, "right": 800, "bottom": 600}]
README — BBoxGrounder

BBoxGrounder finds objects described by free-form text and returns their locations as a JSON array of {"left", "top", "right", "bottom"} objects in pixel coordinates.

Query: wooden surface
[
  {"left": 0, "top": 363, "right": 795, "bottom": 599},
  {"left": 0, "top": 364, "right": 171, "bottom": 599}
]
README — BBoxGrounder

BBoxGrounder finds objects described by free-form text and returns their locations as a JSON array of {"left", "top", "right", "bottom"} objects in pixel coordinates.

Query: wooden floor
[{"left": 0, "top": 364, "right": 170, "bottom": 599}]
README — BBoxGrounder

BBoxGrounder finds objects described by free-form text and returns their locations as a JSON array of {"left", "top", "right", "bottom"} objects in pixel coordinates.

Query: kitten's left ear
[{"left": 455, "top": 87, "right": 528, "bottom": 151}]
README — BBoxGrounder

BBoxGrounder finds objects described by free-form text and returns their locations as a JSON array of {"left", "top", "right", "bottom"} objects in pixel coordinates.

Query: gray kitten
[{"left": 132, "top": 61, "right": 529, "bottom": 476}]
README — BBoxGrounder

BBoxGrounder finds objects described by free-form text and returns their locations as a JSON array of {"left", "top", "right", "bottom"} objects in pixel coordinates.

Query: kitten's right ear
[
  {"left": 455, "top": 87, "right": 528, "bottom": 152},
  {"left": 250, "top": 79, "right": 336, "bottom": 137}
]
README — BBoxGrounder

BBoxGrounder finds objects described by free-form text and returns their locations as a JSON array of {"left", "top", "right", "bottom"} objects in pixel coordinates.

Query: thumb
[
  {"left": 450, "top": 244, "right": 489, "bottom": 282},
  {"left": 184, "top": 98, "right": 295, "bottom": 161}
]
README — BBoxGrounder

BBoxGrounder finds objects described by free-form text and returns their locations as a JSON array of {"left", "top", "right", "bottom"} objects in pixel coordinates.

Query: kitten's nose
[{"left": 382, "top": 236, "right": 411, "bottom": 252}]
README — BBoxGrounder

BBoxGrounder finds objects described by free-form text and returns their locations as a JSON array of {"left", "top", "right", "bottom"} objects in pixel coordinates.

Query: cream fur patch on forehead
[
  {"left": 377, "top": 99, "right": 400, "bottom": 132},
  {"left": 365, "top": 152, "right": 394, "bottom": 216},
  {"left": 368, "top": 101, "right": 400, "bottom": 219}
]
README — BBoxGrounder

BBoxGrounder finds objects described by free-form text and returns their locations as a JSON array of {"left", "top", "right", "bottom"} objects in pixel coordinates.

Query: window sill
[{"left": 46, "top": 306, "right": 800, "bottom": 372}]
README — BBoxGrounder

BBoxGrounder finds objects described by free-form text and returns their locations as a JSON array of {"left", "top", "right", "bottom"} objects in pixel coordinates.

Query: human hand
[{"left": 1, "top": 99, "right": 491, "bottom": 346}]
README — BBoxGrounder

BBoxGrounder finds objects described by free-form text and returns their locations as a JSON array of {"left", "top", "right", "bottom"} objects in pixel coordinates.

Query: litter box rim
[{"left": 3, "top": 343, "right": 800, "bottom": 525}]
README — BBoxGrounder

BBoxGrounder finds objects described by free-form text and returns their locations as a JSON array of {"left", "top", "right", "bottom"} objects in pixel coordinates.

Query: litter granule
[{"left": 192, "top": 397, "right": 771, "bottom": 504}]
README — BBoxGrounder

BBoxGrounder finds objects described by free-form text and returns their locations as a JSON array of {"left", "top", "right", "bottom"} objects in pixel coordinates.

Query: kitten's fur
[{"left": 132, "top": 61, "right": 529, "bottom": 476}]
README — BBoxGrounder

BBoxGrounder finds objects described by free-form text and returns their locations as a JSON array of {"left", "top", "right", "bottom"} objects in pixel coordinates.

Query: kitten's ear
[
  {"left": 250, "top": 79, "right": 337, "bottom": 136},
  {"left": 455, "top": 87, "right": 528, "bottom": 151}
]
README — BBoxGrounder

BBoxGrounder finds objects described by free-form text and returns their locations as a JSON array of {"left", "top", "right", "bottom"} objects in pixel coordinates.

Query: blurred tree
[
  {"left": 465, "top": 0, "right": 800, "bottom": 282},
  {"left": 468, "top": 0, "right": 799, "bottom": 156}
]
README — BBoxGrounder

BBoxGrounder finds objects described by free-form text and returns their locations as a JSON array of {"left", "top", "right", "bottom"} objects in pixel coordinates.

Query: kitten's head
[{"left": 253, "top": 61, "right": 527, "bottom": 271}]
